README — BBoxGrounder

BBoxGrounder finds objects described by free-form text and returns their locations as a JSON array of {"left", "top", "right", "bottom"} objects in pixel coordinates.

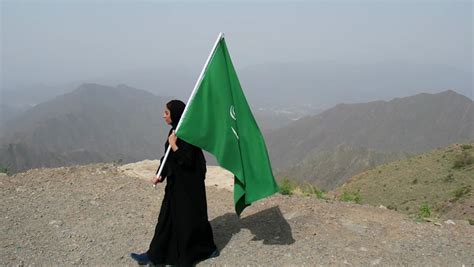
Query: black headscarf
[{"left": 166, "top": 100, "right": 186, "bottom": 129}]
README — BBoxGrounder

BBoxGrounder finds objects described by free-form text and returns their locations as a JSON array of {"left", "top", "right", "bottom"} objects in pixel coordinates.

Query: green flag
[{"left": 176, "top": 36, "right": 279, "bottom": 216}]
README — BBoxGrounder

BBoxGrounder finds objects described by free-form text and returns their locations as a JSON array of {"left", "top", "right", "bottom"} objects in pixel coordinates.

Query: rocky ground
[{"left": 1, "top": 162, "right": 473, "bottom": 266}]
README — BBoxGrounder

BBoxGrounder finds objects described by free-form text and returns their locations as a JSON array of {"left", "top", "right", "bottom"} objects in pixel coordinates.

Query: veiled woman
[{"left": 131, "top": 100, "right": 218, "bottom": 266}]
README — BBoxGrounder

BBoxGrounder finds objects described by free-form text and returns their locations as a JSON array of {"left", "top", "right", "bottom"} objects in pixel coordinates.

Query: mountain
[
  {"left": 0, "top": 104, "right": 32, "bottom": 137},
  {"left": 266, "top": 90, "right": 474, "bottom": 189},
  {"left": 0, "top": 82, "right": 301, "bottom": 174},
  {"left": 335, "top": 143, "right": 474, "bottom": 221},
  {"left": 2, "top": 86, "right": 472, "bottom": 181},
  {"left": 5, "top": 61, "right": 470, "bottom": 130},
  {"left": 0, "top": 83, "right": 170, "bottom": 173},
  {"left": 278, "top": 144, "right": 407, "bottom": 189}
]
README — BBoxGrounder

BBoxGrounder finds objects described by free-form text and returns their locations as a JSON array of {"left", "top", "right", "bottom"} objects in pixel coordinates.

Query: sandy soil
[
  {"left": 1, "top": 162, "right": 473, "bottom": 266},
  {"left": 119, "top": 160, "right": 234, "bottom": 191}
]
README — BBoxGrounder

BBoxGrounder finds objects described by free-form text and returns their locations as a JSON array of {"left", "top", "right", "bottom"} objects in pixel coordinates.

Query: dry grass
[{"left": 335, "top": 143, "right": 474, "bottom": 221}]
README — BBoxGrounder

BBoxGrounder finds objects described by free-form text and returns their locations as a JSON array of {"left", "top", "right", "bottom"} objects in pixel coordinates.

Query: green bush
[
  {"left": 0, "top": 164, "right": 8, "bottom": 174},
  {"left": 461, "top": 144, "right": 473, "bottom": 150},
  {"left": 340, "top": 190, "right": 361, "bottom": 204},
  {"left": 300, "top": 183, "right": 325, "bottom": 199},
  {"left": 452, "top": 185, "right": 471, "bottom": 201},
  {"left": 443, "top": 173, "right": 455, "bottom": 183},
  {"left": 279, "top": 178, "right": 295, "bottom": 195},
  {"left": 418, "top": 202, "right": 432, "bottom": 218},
  {"left": 314, "top": 189, "right": 325, "bottom": 199},
  {"left": 112, "top": 159, "right": 123, "bottom": 166},
  {"left": 387, "top": 204, "right": 398, "bottom": 211},
  {"left": 453, "top": 150, "right": 474, "bottom": 168}
]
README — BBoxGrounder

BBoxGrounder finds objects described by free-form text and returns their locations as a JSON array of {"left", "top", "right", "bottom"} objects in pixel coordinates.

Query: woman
[{"left": 131, "top": 100, "right": 218, "bottom": 266}]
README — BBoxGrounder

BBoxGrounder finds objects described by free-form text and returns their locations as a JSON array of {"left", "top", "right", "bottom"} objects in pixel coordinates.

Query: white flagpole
[{"left": 155, "top": 32, "right": 225, "bottom": 182}]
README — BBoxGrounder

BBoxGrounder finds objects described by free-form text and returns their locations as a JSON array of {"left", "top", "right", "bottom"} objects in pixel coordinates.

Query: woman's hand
[
  {"left": 151, "top": 175, "right": 162, "bottom": 185},
  {"left": 168, "top": 132, "right": 179, "bottom": 152}
]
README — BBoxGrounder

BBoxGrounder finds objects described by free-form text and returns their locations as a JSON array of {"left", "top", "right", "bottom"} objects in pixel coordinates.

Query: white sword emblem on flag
[{"left": 230, "top": 105, "right": 239, "bottom": 140}]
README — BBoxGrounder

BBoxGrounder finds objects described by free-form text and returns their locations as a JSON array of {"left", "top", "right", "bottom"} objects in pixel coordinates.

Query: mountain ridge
[
  {"left": 267, "top": 90, "right": 473, "bottom": 189},
  {"left": 0, "top": 83, "right": 170, "bottom": 173}
]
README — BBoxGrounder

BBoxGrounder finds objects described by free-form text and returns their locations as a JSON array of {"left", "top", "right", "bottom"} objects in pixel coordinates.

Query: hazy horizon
[{"left": 2, "top": 0, "right": 472, "bottom": 92}]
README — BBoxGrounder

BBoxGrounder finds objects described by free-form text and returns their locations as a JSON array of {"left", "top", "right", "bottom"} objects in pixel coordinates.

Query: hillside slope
[
  {"left": 1, "top": 163, "right": 472, "bottom": 265},
  {"left": 0, "top": 83, "right": 169, "bottom": 173},
  {"left": 279, "top": 144, "right": 406, "bottom": 189},
  {"left": 267, "top": 90, "right": 473, "bottom": 189},
  {"left": 336, "top": 143, "right": 474, "bottom": 221}
]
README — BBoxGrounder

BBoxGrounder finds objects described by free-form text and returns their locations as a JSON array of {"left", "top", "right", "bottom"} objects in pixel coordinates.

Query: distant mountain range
[
  {"left": 0, "top": 84, "right": 169, "bottom": 173},
  {"left": 0, "top": 83, "right": 299, "bottom": 173},
  {"left": 266, "top": 90, "right": 474, "bottom": 189},
  {"left": 3, "top": 60, "right": 471, "bottom": 129},
  {"left": 1, "top": 84, "right": 472, "bottom": 187}
]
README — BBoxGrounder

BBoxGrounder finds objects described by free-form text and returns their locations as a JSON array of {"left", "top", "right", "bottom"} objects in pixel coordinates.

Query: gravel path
[{"left": 1, "top": 163, "right": 473, "bottom": 266}]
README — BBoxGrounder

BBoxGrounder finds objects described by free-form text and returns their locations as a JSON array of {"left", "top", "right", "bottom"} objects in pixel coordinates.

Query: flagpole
[{"left": 155, "top": 32, "right": 225, "bottom": 181}]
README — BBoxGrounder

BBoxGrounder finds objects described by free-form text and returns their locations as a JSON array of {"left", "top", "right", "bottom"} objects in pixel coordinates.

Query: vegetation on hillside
[
  {"left": 335, "top": 143, "right": 474, "bottom": 221},
  {"left": 269, "top": 91, "right": 474, "bottom": 192},
  {"left": 278, "top": 177, "right": 326, "bottom": 199},
  {"left": 0, "top": 164, "right": 8, "bottom": 174}
]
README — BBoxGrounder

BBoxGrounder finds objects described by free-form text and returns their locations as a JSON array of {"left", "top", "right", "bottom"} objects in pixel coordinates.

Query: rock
[
  {"left": 371, "top": 258, "right": 382, "bottom": 265},
  {"left": 444, "top": 220, "right": 456, "bottom": 225},
  {"left": 48, "top": 220, "right": 63, "bottom": 226},
  {"left": 284, "top": 211, "right": 300, "bottom": 220},
  {"left": 378, "top": 205, "right": 387, "bottom": 209},
  {"left": 15, "top": 186, "right": 27, "bottom": 192}
]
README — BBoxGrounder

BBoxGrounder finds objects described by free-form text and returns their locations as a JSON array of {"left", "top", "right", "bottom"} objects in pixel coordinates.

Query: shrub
[
  {"left": 0, "top": 164, "right": 8, "bottom": 174},
  {"left": 300, "top": 183, "right": 325, "bottom": 199},
  {"left": 418, "top": 202, "right": 432, "bottom": 218},
  {"left": 387, "top": 204, "right": 398, "bottom": 211},
  {"left": 314, "top": 189, "right": 325, "bottom": 199},
  {"left": 452, "top": 185, "right": 471, "bottom": 201},
  {"left": 279, "top": 178, "right": 295, "bottom": 195},
  {"left": 443, "top": 173, "right": 455, "bottom": 183},
  {"left": 453, "top": 151, "right": 474, "bottom": 169},
  {"left": 461, "top": 144, "right": 473, "bottom": 150},
  {"left": 340, "top": 190, "right": 361, "bottom": 204}
]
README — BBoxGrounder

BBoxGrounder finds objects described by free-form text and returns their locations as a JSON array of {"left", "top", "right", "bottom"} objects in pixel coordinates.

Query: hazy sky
[{"left": 1, "top": 0, "right": 472, "bottom": 89}]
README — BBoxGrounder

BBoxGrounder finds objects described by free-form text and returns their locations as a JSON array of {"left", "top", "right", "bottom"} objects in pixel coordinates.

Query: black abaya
[{"left": 147, "top": 130, "right": 217, "bottom": 266}]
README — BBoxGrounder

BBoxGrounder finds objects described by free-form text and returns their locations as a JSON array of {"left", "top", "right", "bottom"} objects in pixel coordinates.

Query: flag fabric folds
[{"left": 176, "top": 36, "right": 279, "bottom": 215}]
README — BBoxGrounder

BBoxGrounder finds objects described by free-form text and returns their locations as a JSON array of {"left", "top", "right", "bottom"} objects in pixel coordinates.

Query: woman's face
[{"left": 163, "top": 107, "right": 172, "bottom": 125}]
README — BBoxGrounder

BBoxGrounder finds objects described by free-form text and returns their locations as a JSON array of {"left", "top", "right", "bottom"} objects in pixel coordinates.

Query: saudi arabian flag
[{"left": 176, "top": 34, "right": 279, "bottom": 216}]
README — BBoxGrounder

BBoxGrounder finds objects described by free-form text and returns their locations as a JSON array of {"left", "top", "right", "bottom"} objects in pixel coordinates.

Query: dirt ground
[{"left": 1, "top": 162, "right": 473, "bottom": 266}]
